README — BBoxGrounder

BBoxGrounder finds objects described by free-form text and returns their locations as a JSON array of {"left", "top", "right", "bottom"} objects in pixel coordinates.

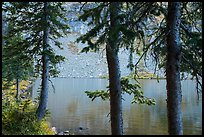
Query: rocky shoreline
[
  {"left": 51, "top": 126, "right": 89, "bottom": 135},
  {"left": 50, "top": 3, "right": 165, "bottom": 79},
  {"left": 52, "top": 34, "right": 165, "bottom": 79}
]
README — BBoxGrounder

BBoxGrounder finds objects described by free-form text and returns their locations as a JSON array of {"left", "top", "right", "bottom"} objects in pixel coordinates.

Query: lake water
[{"left": 32, "top": 78, "right": 202, "bottom": 135}]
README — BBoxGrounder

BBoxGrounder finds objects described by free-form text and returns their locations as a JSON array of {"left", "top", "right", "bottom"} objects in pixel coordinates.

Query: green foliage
[
  {"left": 2, "top": 91, "right": 54, "bottom": 135},
  {"left": 181, "top": 31, "right": 202, "bottom": 78},
  {"left": 132, "top": 96, "right": 156, "bottom": 105},
  {"left": 2, "top": 24, "right": 35, "bottom": 83},
  {"left": 3, "top": 2, "right": 69, "bottom": 78},
  {"left": 79, "top": 4, "right": 160, "bottom": 104},
  {"left": 127, "top": 71, "right": 164, "bottom": 80},
  {"left": 121, "top": 77, "right": 156, "bottom": 105},
  {"left": 85, "top": 77, "right": 156, "bottom": 105},
  {"left": 77, "top": 3, "right": 108, "bottom": 53},
  {"left": 138, "top": 2, "right": 202, "bottom": 83},
  {"left": 76, "top": 2, "right": 145, "bottom": 54},
  {"left": 179, "top": 3, "right": 202, "bottom": 79},
  {"left": 3, "top": 2, "right": 70, "bottom": 121},
  {"left": 85, "top": 90, "right": 109, "bottom": 101}
]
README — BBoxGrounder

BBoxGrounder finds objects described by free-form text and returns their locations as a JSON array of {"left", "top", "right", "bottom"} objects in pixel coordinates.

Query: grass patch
[
  {"left": 98, "top": 75, "right": 109, "bottom": 79},
  {"left": 98, "top": 71, "right": 165, "bottom": 79},
  {"left": 126, "top": 71, "right": 165, "bottom": 79}
]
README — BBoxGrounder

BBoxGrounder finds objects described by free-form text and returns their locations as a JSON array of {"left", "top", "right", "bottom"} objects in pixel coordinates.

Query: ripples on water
[{"left": 32, "top": 78, "right": 202, "bottom": 135}]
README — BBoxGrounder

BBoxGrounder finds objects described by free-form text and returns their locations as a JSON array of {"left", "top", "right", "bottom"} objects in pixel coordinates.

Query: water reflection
[{"left": 32, "top": 78, "right": 202, "bottom": 135}]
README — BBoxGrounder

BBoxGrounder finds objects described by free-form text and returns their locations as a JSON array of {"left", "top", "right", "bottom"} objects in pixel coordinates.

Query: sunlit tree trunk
[
  {"left": 106, "top": 2, "right": 123, "bottom": 135},
  {"left": 37, "top": 2, "right": 50, "bottom": 121},
  {"left": 166, "top": 2, "right": 183, "bottom": 135}
]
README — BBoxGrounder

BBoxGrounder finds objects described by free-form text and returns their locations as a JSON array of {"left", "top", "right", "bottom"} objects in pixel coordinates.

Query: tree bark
[
  {"left": 166, "top": 2, "right": 183, "bottom": 135},
  {"left": 37, "top": 2, "right": 50, "bottom": 121},
  {"left": 106, "top": 2, "right": 123, "bottom": 135},
  {"left": 15, "top": 65, "right": 20, "bottom": 100},
  {"left": 15, "top": 78, "right": 20, "bottom": 100},
  {"left": 2, "top": 11, "right": 7, "bottom": 47}
]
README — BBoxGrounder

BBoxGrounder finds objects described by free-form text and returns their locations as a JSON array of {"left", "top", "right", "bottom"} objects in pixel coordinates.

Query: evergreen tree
[
  {"left": 36, "top": 2, "right": 50, "bottom": 121},
  {"left": 3, "top": 2, "right": 69, "bottom": 120},
  {"left": 2, "top": 22, "right": 34, "bottom": 100},
  {"left": 129, "top": 2, "right": 202, "bottom": 134},
  {"left": 106, "top": 3, "right": 123, "bottom": 134},
  {"left": 145, "top": 2, "right": 202, "bottom": 93},
  {"left": 179, "top": 2, "right": 202, "bottom": 96},
  {"left": 139, "top": 2, "right": 201, "bottom": 134},
  {"left": 77, "top": 2, "right": 124, "bottom": 134},
  {"left": 76, "top": 2, "right": 157, "bottom": 134},
  {"left": 166, "top": 2, "right": 183, "bottom": 135}
]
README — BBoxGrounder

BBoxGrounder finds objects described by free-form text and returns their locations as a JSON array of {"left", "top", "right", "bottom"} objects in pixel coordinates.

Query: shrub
[{"left": 2, "top": 91, "right": 54, "bottom": 135}]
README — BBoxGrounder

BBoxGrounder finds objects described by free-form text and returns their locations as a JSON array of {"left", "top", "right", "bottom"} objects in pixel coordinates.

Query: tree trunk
[
  {"left": 2, "top": 11, "right": 7, "bottom": 47},
  {"left": 106, "top": 2, "right": 123, "bottom": 135},
  {"left": 166, "top": 2, "right": 183, "bottom": 135},
  {"left": 37, "top": 2, "right": 50, "bottom": 121},
  {"left": 15, "top": 78, "right": 20, "bottom": 100},
  {"left": 15, "top": 65, "right": 20, "bottom": 100}
]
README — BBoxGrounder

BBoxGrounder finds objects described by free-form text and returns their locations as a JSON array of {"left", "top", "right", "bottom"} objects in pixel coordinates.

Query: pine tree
[
  {"left": 4, "top": 2, "right": 69, "bottom": 120},
  {"left": 145, "top": 2, "right": 202, "bottom": 93},
  {"left": 166, "top": 2, "right": 183, "bottom": 135},
  {"left": 76, "top": 2, "right": 157, "bottom": 134},
  {"left": 2, "top": 22, "right": 34, "bottom": 99},
  {"left": 77, "top": 2, "right": 124, "bottom": 134},
  {"left": 78, "top": 2, "right": 202, "bottom": 135},
  {"left": 36, "top": 2, "right": 50, "bottom": 121}
]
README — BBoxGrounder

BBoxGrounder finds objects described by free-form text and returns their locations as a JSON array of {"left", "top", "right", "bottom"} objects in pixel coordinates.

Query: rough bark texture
[
  {"left": 106, "top": 2, "right": 123, "bottom": 135},
  {"left": 37, "top": 2, "right": 50, "bottom": 121},
  {"left": 166, "top": 2, "right": 183, "bottom": 135}
]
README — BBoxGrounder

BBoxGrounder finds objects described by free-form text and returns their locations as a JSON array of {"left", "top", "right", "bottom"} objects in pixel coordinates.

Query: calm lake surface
[{"left": 32, "top": 78, "right": 202, "bottom": 135}]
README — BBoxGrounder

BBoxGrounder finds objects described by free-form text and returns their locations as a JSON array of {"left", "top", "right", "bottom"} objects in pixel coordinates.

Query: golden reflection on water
[{"left": 32, "top": 78, "right": 202, "bottom": 135}]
